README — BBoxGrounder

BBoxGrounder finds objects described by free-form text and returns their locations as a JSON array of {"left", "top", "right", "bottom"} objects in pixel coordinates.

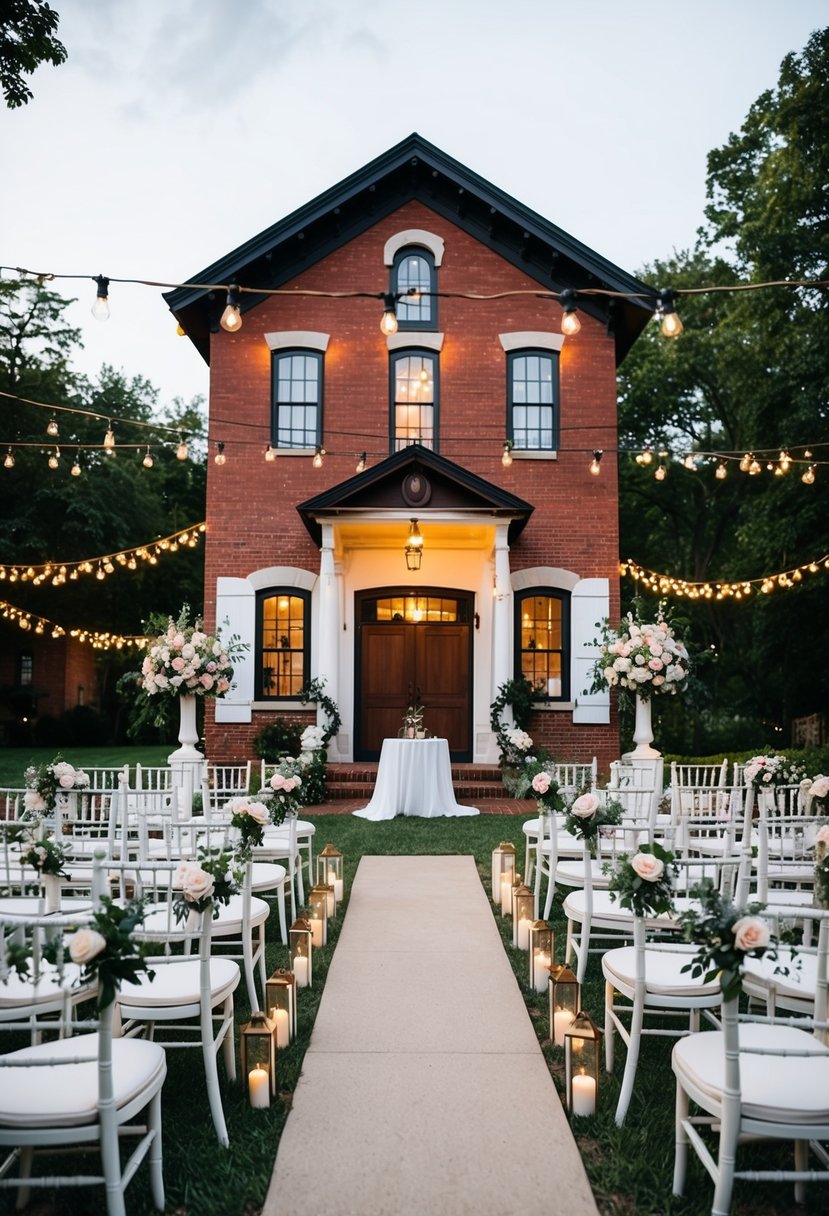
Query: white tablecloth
[{"left": 353, "top": 738, "right": 479, "bottom": 820}]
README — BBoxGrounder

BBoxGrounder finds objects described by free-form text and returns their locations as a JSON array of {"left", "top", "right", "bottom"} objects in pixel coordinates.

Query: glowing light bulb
[
  {"left": 312, "top": 446, "right": 325, "bottom": 468},
  {"left": 47, "top": 418, "right": 59, "bottom": 437},
  {"left": 739, "top": 453, "right": 752, "bottom": 473},
  {"left": 91, "top": 275, "right": 110, "bottom": 321},
  {"left": 143, "top": 448, "right": 154, "bottom": 468},
  {"left": 264, "top": 445, "right": 277, "bottom": 462},
  {"left": 220, "top": 284, "right": 242, "bottom": 332},
  {"left": 502, "top": 442, "right": 513, "bottom": 468},
  {"left": 176, "top": 439, "right": 189, "bottom": 460},
  {"left": 715, "top": 462, "right": 728, "bottom": 480},
  {"left": 589, "top": 449, "right": 603, "bottom": 475},
  {"left": 748, "top": 459, "right": 761, "bottom": 475},
  {"left": 48, "top": 447, "right": 60, "bottom": 469},
  {"left": 380, "top": 294, "right": 398, "bottom": 335},
  {"left": 355, "top": 452, "right": 367, "bottom": 473},
  {"left": 71, "top": 458, "right": 81, "bottom": 476},
  {"left": 654, "top": 463, "right": 667, "bottom": 481},
  {"left": 559, "top": 288, "right": 581, "bottom": 336},
  {"left": 3, "top": 449, "right": 14, "bottom": 469},
  {"left": 214, "top": 442, "right": 226, "bottom": 465},
  {"left": 802, "top": 465, "right": 816, "bottom": 485}
]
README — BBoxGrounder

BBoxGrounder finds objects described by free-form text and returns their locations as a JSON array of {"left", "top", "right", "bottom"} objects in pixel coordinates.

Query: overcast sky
[{"left": 2, "top": 1, "right": 825, "bottom": 410}]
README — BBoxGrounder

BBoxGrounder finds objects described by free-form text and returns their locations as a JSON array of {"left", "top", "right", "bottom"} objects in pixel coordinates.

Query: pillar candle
[
  {"left": 500, "top": 874, "right": 512, "bottom": 917},
  {"left": 517, "top": 917, "right": 531, "bottom": 951},
  {"left": 294, "top": 954, "right": 310, "bottom": 987},
  {"left": 571, "top": 1072, "right": 596, "bottom": 1116},
  {"left": 309, "top": 917, "right": 324, "bottom": 948},
  {"left": 533, "top": 951, "right": 550, "bottom": 993},
  {"left": 554, "top": 1009, "right": 575, "bottom": 1046},
  {"left": 248, "top": 1068, "right": 270, "bottom": 1109},
  {"left": 274, "top": 1007, "right": 290, "bottom": 1049}
]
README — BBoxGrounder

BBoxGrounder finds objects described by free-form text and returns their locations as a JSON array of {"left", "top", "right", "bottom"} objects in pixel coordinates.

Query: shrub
[{"left": 253, "top": 720, "right": 304, "bottom": 761}]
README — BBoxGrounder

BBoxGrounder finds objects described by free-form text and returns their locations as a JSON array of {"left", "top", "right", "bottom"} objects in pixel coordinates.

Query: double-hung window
[
  {"left": 392, "top": 247, "right": 436, "bottom": 329},
  {"left": 391, "top": 350, "right": 438, "bottom": 451},
  {"left": 515, "top": 588, "right": 569, "bottom": 700},
  {"left": 272, "top": 350, "right": 323, "bottom": 449},
  {"left": 256, "top": 589, "right": 310, "bottom": 699},
  {"left": 508, "top": 350, "right": 559, "bottom": 453}
]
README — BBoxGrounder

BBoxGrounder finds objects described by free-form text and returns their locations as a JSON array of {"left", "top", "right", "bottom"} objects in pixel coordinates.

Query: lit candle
[
  {"left": 248, "top": 1067, "right": 270, "bottom": 1109},
  {"left": 500, "top": 874, "right": 512, "bottom": 917},
  {"left": 294, "top": 954, "right": 309, "bottom": 987},
  {"left": 274, "top": 1007, "right": 290, "bottom": 1049},
  {"left": 571, "top": 1071, "right": 596, "bottom": 1116},
  {"left": 554, "top": 1009, "right": 575, "bottom": 1046},
  {"left": 325, "top": 888, "right": 335, "bottom": 917},
  {"left": 533, "top": 951, "right": 550, "bottom": 993},
  {"left": 517, "top": 916, "right": 531, "bottom": 951},
  {"left": 328, "top": 867, "right": 344, "bottom": 903},
  {"left": 309, "top": 917, "right": 324, "bottom": 948}
]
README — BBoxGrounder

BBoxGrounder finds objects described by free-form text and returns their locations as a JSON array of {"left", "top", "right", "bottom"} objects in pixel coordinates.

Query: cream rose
[
  {"left": 571, "top": 792, "right": 600, "bottom": 819},
  {"left": 243, "top": 801, "right": 270, "bottom": 825},
  {"left": 68, "top": 927, "right": 107, "bottom": 966},
  {"left": 731, "top": 916, "right": 770, "bottom": 952},
  {"left": 532, "top": 772, "right": 552, "bottom": 795},
  {"left": 630, "top": 852, "right": 665, "bottom": 882},
  {"left": 175, "top": 862, "right": 215, "bottom": 903}
]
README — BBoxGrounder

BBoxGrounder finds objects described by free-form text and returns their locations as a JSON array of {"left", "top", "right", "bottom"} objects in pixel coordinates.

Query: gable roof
[
  {"left": 297, "top": 444, "right": 533, "bottom": 547},
  {"left": 165, "top": 133, "right": 653, "bottom": 365}
]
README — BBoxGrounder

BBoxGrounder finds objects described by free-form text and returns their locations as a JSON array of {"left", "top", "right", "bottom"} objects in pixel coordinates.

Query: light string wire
[
  {"left": 0, "top": 597, "right": 146, "bottom": 648},
  {"left": 0, "top": 523, "right": 205, "bottom": 586},
  {"left": 621, "top": 553, "right": 829, "bottom": 599},
  {"left": 0, "top": 389, "right": 185, "bottom": 438}
]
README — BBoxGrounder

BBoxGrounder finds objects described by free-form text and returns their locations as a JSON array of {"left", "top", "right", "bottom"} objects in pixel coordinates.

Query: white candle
[
  {"left": 517, "top": 916, "right": 531, "bottom": 951},
  {"left": 274, "top": 1007, "right": 290, "bottom": 1049},
  {"left": 500, "top": 874, "right": 512, "bottom": 916},
  {"left": 248, "top": 1067, "right": 270, "bottom": 1109},
  {"left": 325, "top": 889, "right": 335, "bottom": 917},
  {"left": 294, "top": 954, "right": 310, "bottom": 987},
  {"left": 309, "top": 917, "right": 324, "bottom": 948},
  {"left": 554, "top": 1009, "right": 575, "bottom": 1046},
  {"left": 328, "top": 867, "right": 344, "bottom": 904},
  {"left": 533, "top": 951, "right": 550, "bottom": 993},
  {"left": 571, "top": 1072, "right": 596, "bottom": 1116}
]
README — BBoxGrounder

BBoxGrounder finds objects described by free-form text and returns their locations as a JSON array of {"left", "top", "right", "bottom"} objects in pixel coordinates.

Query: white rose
[
  {"left": 58, "top": 773, "right": 76, "bottom": 788},
  {"left": 68, "top": 927, "right": 107, "bottom": 966},
  {"left": 630, "top": 853, "right": 665, "bottom": 882},
  {"left": 244, "top": 801, "right": 270, "bottom": 825},
  {"left": 175, "top": 862, "right": 215, "bottom": 903},
  {"left": 571, "top": 792, "right": 600, "bottom": 819},
  {"left": 732, "top": 916, "right": 770, "bottom": 952}
]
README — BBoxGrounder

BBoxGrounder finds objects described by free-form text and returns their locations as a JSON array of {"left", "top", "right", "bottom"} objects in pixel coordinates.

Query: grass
[
  {"left": 1, "top": 813, "right": 818, "bottom": 1215},
  {"left": 0, "top": 746, "right": 172, "bottom": 790}
]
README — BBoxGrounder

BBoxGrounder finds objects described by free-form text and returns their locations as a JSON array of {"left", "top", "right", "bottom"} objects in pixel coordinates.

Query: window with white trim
[
  {"left": 272, "top": 350, "right": 323, "bottom": 449},
  {"left": 392, "top": 247, "right": 437, "bottom": 329},
  {"left": 391, "top": 349, "right": 438, "bottom": 451},
  {"left": 507, "top": 350, "right": 559, "bottom": 452},
  {"left": 256, "top": 589, "right": 310, "bottom": 699},
  {"left": 515, "top": 588, "right": 570, "bottom": 700}
]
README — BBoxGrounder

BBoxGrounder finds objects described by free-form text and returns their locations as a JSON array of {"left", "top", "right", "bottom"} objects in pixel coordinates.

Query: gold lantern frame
[
  {"left": 564, "top": 1010, "right": 602, "bottom": 1116},
  {"left": 265, "top": 967, "right": 297, "bottom": 1043},
  {"left": 240, "top": 1010, "right": 278, "bottom": 1107},
  {"left": 528, "top": 921, "right": 554, "bottom": 993},
  {"left": 549, "top": 963, "right": 580, "bottom": 1046},
  {"left": 289, "top": 916, "right": 313, "bottom": 988}
]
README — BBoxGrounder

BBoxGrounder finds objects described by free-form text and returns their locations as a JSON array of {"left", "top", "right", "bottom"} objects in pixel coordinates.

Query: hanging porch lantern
[
  {"left": 564, "top": 1010, "right": 602, "bottom": 1116},
  {"left": 549, "top": 964, "right": 580, "bottom": 1046},
  {"left": 308, "top": 885, "right": 330, "bottom": 947},
  {"left": 289, "top": 917, "right": 313, "bottom": 988},
  {"left": 528, "top": 921, "right": 554, "bottom": 993},
  {"left": 317, "top": 843, "right": 344, "bottom": 904},
  {"left": 512, "top": 884, "right": 534, "bottom": 950},
  {"left": 240, "top": 1010, "right": 278, "bottom": 1108},
  {"left": 265, "top": 968, "right": 297, "bottom": 1045}
]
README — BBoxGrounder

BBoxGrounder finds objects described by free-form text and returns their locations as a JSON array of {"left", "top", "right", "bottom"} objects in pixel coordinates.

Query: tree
[{"left": 1, "top": 0, "right": 66, "bottom": 108}]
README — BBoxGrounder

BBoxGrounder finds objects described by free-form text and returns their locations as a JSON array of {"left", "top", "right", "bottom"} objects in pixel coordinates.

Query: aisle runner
[{"left": 264, "top": 856, "right": 597, "bottom": 1216}]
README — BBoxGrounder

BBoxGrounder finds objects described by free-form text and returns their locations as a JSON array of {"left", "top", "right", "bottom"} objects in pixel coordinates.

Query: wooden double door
[{"left": 356, "top": 591, "right": 473, "bottom": 760}]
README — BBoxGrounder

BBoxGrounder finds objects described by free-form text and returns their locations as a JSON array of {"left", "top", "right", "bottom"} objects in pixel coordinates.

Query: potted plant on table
[{"left": 401, "top": 704, "right": 426, "bottom": 739}]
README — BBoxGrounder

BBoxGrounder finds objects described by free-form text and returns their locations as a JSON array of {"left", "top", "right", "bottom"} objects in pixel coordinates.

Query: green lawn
[
  {"left": 1, "top": 814, "right": 812, "bottom": 1215},
  {"left": 0, "top": 745, "right": 171, "bottom": 789}
]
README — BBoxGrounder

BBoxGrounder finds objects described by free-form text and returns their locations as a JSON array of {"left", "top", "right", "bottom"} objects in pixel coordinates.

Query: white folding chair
[{"left": 523, "top": 758, "right": 597, "bottom": 886}]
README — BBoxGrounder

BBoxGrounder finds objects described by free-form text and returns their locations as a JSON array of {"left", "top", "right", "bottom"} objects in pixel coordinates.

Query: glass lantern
[
  {"left": 265, "top": 968, "right": 296, "bottom": 1045},
  {"left": 506, "top": 871, "right": 523, "bottom": 921},
  {"left": 308, "top": 885, "right": 329, "bottom": 947},
  {"left": 492, "top": 841, "right": 516, "bottom": 906},
  {"left": 317, "top": 843, "right": 344, "bottom": 905},
  {"left": 240, "top": 1010, "right": 278, "bottom": 1108},
  {"left": 549, "top": 964, "right": 580, "bottom": 1046},
  {"left": 289, "top": 917, "right": 313, "bottom": 988},
  {"left": 564, "top": 1010, "right": 602, "bottom": 1116},
  {"left": 528, "top": 921, "right": 554, "bottom": 993},
  {"left": 512, "top": 885, "right": 534, "bottom": 949}
]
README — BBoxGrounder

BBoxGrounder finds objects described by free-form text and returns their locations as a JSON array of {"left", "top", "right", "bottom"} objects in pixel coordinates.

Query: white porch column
[
  {"left": 317, "top": 524, "right": 340, "bottom": 736},
  {"left": 492, "top": 524, "right": 513, "bottom": 706}
]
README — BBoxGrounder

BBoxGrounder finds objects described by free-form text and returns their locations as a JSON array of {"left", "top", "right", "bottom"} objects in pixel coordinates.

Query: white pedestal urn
[
  {"left": 168, "top": 693, "right": 205, "bottom": 799},
  {"left": 630, "top": 694, "right": 661, "bottom": 759}
]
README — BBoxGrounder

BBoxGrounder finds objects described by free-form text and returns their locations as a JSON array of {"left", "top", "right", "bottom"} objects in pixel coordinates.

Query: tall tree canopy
[
  {"left": 0, "top": 0, "right": 66, "bottom": 108},
  {"left": 619, "top": 27, "right": 829, "bottom": 752}
]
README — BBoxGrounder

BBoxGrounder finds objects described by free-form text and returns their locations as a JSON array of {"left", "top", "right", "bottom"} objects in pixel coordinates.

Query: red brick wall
[{"left": 202, "top": 199, "right": 620, "bottom": 767}]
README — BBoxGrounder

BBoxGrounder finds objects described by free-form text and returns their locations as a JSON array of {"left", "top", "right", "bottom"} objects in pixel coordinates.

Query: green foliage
[
  {"left": 607, "top": 841, "right": 677, "bottom": 917},
  {"left": 298, "top": 677, "right": 342, "bottom": 743},
  {"left": 69, "top": 896, "right": 155, "bottom": 1011},
  {"left": 0, "top": 1, "right": 66, "bottom": 108},
  {"left": 253, "top": 719, "right": 304, "bottom": 761},
  {"left": 677, "top": 880, "right": 787, "bottom": 1002}
]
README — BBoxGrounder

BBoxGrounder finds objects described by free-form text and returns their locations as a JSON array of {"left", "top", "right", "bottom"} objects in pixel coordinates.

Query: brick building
[{"left": 166, "top": 135, "right": 651, "bottom": 771}]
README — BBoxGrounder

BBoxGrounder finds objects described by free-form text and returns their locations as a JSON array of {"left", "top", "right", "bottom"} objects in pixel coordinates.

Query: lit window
[
  {"left": 392, "top": 248, "right": 436, "bottom": 329},
  {"left": 508, "top": 351, "right": 558, "bottom": 451},
  {"left": 515, "top": 590, "right": 569, "bottom": 699},
  {"left": 18, "top": 653, "right": 33, "bottom": 687},
  {"left": 272, "top": 351, "right": 323, "bottom": 449},
  {"left": 256, "top": 590, "right": 310, "bottom": 698},
  {"left": 391, "top": 350, "right": 438, "bottom": 451}
]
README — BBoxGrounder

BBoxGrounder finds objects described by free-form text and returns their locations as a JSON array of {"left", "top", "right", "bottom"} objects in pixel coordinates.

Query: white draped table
[{"left": 353, "top": 738, "right": 479, "bottom": 820}]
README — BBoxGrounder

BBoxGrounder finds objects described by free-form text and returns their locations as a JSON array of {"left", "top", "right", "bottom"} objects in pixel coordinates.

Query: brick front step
[{"left": 324, "top": 762, "right": 508, "bottom": 801}]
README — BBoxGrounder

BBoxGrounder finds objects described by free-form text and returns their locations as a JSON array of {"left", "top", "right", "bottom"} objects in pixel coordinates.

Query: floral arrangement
[
  {"left": 814, "top": 824, "right": 829, "bottom": 908},
  {"left": 490, "top": 676, "right": 539, "bottom": 767},
  {"left": 562, "top": 791, "right": 623, "bottom": 846},
  {"left": 139, "top": 605, "right": 241, "bottom": 699},
  {"left": 20, "top": 833, "right": 71, "bottom": 878},
  {"left": 743, "top": 754, "right": 805, "bottom": 789},
  {"left": 530, "top": 769, "right": 565, "bottom": 814},
  {"left": 607, "top": 841, "right": 677, "bottom": 917},
  {"left": 24, "top": 756, "right": 90, "bottom": 814},
  {"left": 173, "top": 848, "right": 241, "bottom": 921},
  {"left": 590, "top": 608, "right": 690, "bottom": 700},
  {"left": 224, "top": 797, "right": 271, "bottom": 859},
  {"left": 264, "top": 761, "right": 304, "bottom": 824},
  {"left": 809, "top": 775, "right": 829, "bottom": 812},
  {"left": 677, "top": 880, "right": 793, "bottom": 1000},
  {"left": 401, "top": 704, "right": 425, "bottom": 736},
  {"left": 300, "top": 724, "right": 327, "bottom": 754}
]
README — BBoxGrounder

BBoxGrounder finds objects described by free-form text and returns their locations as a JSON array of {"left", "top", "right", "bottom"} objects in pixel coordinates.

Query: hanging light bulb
[
  {"left": 3, "top": 448, "right": 14, "bottom": 469},
  {"left": 589, "top": 449, "right": 603, "bottom": 475},
  {"left": 264, "top": 445, "right": 277, "bottom": 462},
  {"left": 502, "top": 441, "right": 513, "bottom": 468},
  {"left": 176, "top": 437, "right": 189, "bottom": 460},
  {"left": 748, "top": 458, "right": 762, "bottom": 475},
  {"left": 380, "top": 293, "right": 399, "bottom": 336},
  {"left": 103, "top": 421, "right": 116, "bottom": 453},
  {"left": 635, "top": 446, "right": 653, "bottom": 466},
  {"left": 142, "top": 447, "right": 154, "bottom": 468},
  {"left": 355, "top": 451, "right": 367, "bottom": 473},
  {"left": 657, "top": 288, "right": 683, "bottom": 337},
  {"left": 71, "top": 455, "right": 81, "bottom": 476},
  {"left": 48, "top": 446, "right": 60, "bottom": 469},
  {"left": 715, "top": 461, "right": 728, "bottom": 480},
  {"left": 654, "top": 462, "right": 667, "bottom": 481},
  {"left": 214, "top": 441, "right": 226, "bottom": 465},
  {"left": 778, "top": 450, "right": 791, "bottom": 473},
  {"left": 312, "top": 446, "right": 325, "bottom": 468},
  {"left": 683, "top": 453, "right": 698, "bottom": 471},
  {"left": 46, "top": 417, "right": 59, "bottom": 437},
  {"left": 91, "top": 275, "right": 110, "bottom": 321},
  {"left": 559, "top": 288, "right": 581, "bottom": 336},
  {"left": 802, "top": 465, "right": 816, "bottom": 485},
  {"left": 739, "top": 452, "right": 752, "bottom": 473},
  {"left": 220, "top": 284, "right": 243, "bottom": 332}
]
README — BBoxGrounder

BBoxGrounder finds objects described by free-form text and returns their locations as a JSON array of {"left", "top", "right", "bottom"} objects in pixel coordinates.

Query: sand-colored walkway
[{"left": 264, "top": 855, "right": 598, "bottom": 1216}]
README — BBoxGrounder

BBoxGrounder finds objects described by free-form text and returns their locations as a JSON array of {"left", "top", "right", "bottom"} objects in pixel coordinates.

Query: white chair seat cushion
[
  {"left": 210, "top": 894, "right": 270, "bottom": 933},
  {"left": 672, "top": 1023, "right": 829, "bottom": 1125},
  {"left": 0, "top": 1034, "right": 166, "bottom": 1128},
  {"left": 250, "top": 862, "right": 287, "bottom": 891},
  {"left": 742, "top": 949, "right": 816, "bottom": 1001},
  {"left": 564, "top": 889, "right": 681, "bottom": 928},
  {"left": 0, "top": 962, "right": 91, "bottom": 1009},
  {"left": 603, "top": 946, "right": 721, "bottom": 996},
  {"left": 118, "top": 956, "right": 240, "bottom": 1008},
  {"left": 522, "top": 817, "right": 542, "bottom": 839},
  {"left": 555, "top": 860, "right": 610, "bottom": 887}
]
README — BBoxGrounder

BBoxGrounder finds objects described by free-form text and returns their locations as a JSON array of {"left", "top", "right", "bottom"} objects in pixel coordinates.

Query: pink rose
[
  {"left": 731, "top": 916, "right": 770, "bottom": 952},
  {"left": 571, "top": 792, "right": 600, "bottom": 819},
  {"left": 815, "top": 825, "right": 829, "bottom": 845},
  {"left": 630, "top": 853, "right": 665, "bottom": 882},
  {"left": 242, "top": 801, "right": 270, "bottom": 825},
  {"left": 175, "top": 862, "right": 215, "bottom": 903},
  {"left": 532, "top": 772, "right": 552, "bottom": 795},
  {"left": 270, "top": 773, "right": 287, "bottom": 790},
  {"left": 200, "top": 673, "right": 214, "bottom": 690}
]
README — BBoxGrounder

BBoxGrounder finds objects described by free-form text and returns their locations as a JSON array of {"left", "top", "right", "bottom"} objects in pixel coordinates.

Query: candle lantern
[
  {"left": 240, "top": 1010, "right": 278, "bottom": 1108},
  {"left": 491, "top": 841, "right": 516, "bottom": 902},
  {"left": 548, "top": 964, "right": 580, "bottom": 1046},
  {"left": 265, "top": 968, "right": 296, "bottom": 1045},
  {"left": 507, "top": 871, "right": 523, "bottom": 921},
  {"left": 528, "top": 921, "right": 554, "bottom": 993},
  {"left": 289, "top": 917, "right": 313, "bottom": 988},
  {"left": 512, "top": 885, "right": 534, "bottom": 949},
  {"left": 317, "top": 844, "right": 344, "bottom": 905},
  {"left": 564, "top": 1010, "right": 602, "bottom": 1116},
  {"left": 308, "top": 885, "right": 330, "bottom": 947}
]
